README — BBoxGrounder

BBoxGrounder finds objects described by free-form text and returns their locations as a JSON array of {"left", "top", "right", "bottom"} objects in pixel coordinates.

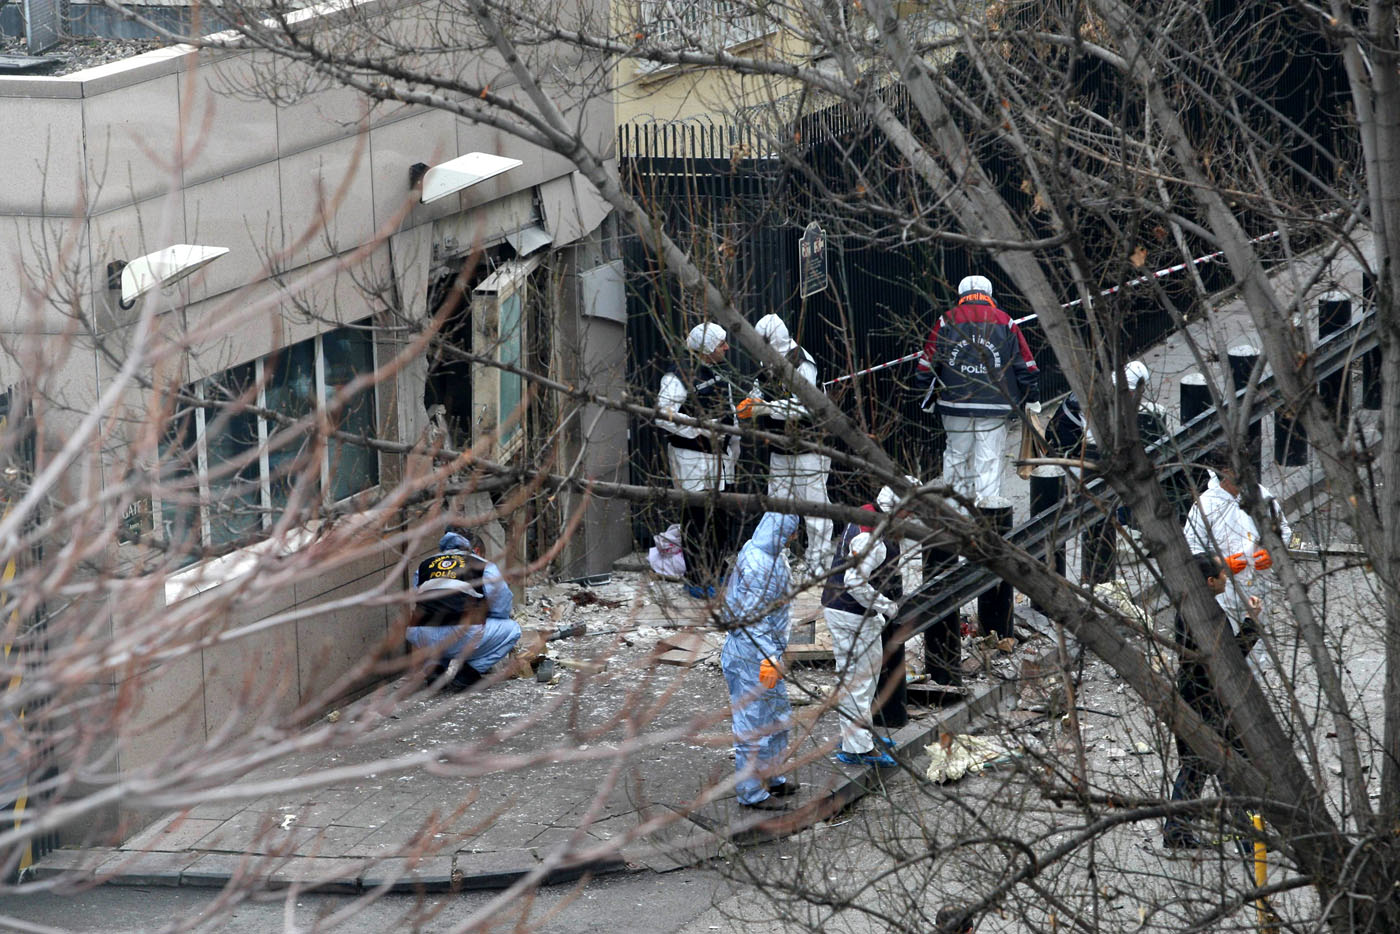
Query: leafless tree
[{"left": 4, "top": 0, "right": 1398, "bottom": 929}]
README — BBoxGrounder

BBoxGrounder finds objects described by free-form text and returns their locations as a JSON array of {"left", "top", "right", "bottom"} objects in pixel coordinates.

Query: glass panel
[
  {"left": 200, "top": 363, "right": 263, "bottom": 548},
  {"left": 265, "top": 341, "right": 317, "bottom": 517},
  {"left": 499, "top": 291, "right": 523, "bottom": 447},
  {"left": 158, "top": 390, "right": 200, "bottom": 565},
  {"left": 322, "top": 323, "right": 379, "bottom": 501}
]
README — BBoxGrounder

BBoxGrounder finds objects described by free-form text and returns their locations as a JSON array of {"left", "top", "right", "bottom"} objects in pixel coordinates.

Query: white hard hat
[
  {"left": 876, "top": 475, "right": 921, "bottom": 513},
  {"left": 958, "top": 275, "right": 993, "bottom": 297},
  {"left": 685, "top": 323, "right": 727, "bottom": 355},
  {"left": 1111, "top": 360, "right": 1150, "bottom": 390},
  {"left": 755, "top": 314, "right": 797, "bottom": 354}
]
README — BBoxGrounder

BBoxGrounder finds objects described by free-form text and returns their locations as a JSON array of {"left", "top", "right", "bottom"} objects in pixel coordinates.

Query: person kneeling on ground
[
  {"left": 720, "top": 512, "right": 802, "bottom": 811},
  {"left": 406, "top": 530, "right": 520, "bottom": 692}
]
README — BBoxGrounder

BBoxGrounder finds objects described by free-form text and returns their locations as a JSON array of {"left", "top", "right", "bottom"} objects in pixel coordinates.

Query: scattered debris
[
  {"left": 925, "top": 733, "right": 1020, "bottom": 783},
  {"left": 570, "top": 590, "right": 622, "bottom": 609}
]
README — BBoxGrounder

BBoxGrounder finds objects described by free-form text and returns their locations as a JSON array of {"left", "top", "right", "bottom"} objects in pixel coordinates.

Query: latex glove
[
  {"left": 736, "top": 397, "right": 769, "bottom": 420},
  {"left": 1252, "top": 548, "right": 1272, "bottom": 570},
  {"left": 758, "top": 658, "right": 783, "bottom": 690},
  {"left": 1025, "top": 401, "right": 1043, "bottom": 415},
  {"left": 1225, "top": 552, "right": 1248, "bottom": 574}
]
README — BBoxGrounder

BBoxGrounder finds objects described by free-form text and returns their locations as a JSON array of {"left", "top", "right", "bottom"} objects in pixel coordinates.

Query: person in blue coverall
[
  {"left": 720, "top": 512, "right": 802, "bottom": 810},
  {"left": 407, "top": 530, "right": 520, "bottom": 692}
]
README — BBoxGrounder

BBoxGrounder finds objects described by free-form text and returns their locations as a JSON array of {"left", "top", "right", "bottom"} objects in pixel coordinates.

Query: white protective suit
[
  {"left": 721, "top": 512, "right": 801, "bottom": 805},
  {"left": 752, "top": 314, "right": 834, "bottom": 577},
  {"left": 1184, "top": 474, "right": 1291, "bottom": 630},
  {"left": 656, "top": 323, "right": 739, "bottom": 494},
  {"left": 822, "top": 484, "right": 923, "bottom": 755}
]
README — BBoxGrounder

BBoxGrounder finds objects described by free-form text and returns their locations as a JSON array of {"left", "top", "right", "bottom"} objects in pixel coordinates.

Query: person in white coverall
[
  {"left": 656, "top": 323, "right": 740, "bottom": 598},
  {"left": 821, "top": 482, "right": 923, "bottom": 766},
  {"left": 1184, "top": 447, "right": 1291, "bottom": 639},
  {"left": 720, "top": 512, "right": 802, "bottom": 810},
  {"left": 740, "top": 314, "right": 834, "bottom": 579}
]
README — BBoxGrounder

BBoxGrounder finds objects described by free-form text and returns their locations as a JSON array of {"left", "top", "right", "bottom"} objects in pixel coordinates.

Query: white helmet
[
  {"left": 1111, "top": 360, "right": 1150, "bottom": 390},
  {"left": 958, "top": 275, "right": 993, "bottom": 297},
  {"left": 685, "top": 323, "right": 727, "bottom": 354},
  {"left": 876, "top": 475, "right": 921, "bottom": 513},
  {"left": 755, "top": 314, "right": 797, "bottom": 353}
]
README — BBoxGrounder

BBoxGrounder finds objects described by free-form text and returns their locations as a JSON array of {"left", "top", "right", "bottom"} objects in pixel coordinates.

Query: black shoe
[
  {"left": 740, "top": 796, "right": 792, "bottom": 811},
  {"left": 422, "top": 664, "right": 450, "bottom": 691},
  {"left": 767, "top": 780, "right": 799, "bottom": 797},
  {"left": 444, "top": 666, "right": 484, "bottom": 693},
  {"left": 1162, "top": 824, "right": 1204, "bottom": 850}
]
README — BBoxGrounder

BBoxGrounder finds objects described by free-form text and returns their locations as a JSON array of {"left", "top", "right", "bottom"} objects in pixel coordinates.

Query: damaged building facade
[{"left": 0, "top": 15, "right": 627, "bottom": 837}]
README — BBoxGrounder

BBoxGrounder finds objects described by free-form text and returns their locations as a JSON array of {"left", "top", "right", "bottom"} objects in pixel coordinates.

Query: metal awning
[{"left": 506, "top": 224, "right": 552, "bottom": 257}]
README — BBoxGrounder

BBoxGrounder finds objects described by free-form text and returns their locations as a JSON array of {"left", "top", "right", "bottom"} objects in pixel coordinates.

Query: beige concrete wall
[{"left": 0, "top": 13, "right": 620, "bottom": 842}]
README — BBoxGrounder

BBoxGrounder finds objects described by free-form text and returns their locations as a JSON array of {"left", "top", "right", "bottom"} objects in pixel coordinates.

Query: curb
[
  {"left": 34, "top": 645, "right": 1036, "bottom": 895},
  {"left": 616, "top": 639, "right": 1042, "bottom": 871}
]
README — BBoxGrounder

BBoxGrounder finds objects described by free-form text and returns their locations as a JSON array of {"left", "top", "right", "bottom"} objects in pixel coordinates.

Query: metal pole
[
  {"left": 1029, "top": 466, "right": 1066, "bottom": 574},
  {"left": 1029, "top": 466, "right": 1066, "bottom": 615},
  {"left": 977, "top": 497, "right": 1015, "bottom": 638},
  {"left": 1318, "top": 292, "right": 1352, "bottom": 427},
  {"left": 1180, "top": 371, "right": 1211, "bottom": 425},
  {"left": 1362, "top": 274, "right": 1381, "bottom": 410},
  {"left": 922, "top": 544, "right": 962, "bottom": 686},
  {"left": 1228, "top": 344, "right": 1263, "bottom": 475}
]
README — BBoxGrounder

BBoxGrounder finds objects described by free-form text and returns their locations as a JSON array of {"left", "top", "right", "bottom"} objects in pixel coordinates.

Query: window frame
[
  {"left": 473, "top": 259, "right": 537, "bottom": 460},
  {"left": 156, "top": 321, "right": 380, "bottom": 559}
]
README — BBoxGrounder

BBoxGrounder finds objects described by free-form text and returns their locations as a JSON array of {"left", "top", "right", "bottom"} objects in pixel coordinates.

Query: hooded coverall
[
  {"left": 822, "top": 486, "right": 924, "bottom": 746},
  {"left": 406, "top": 532, "right": 520, "bottom": 675},
  {"left": 657, "top": 359, "right": 740, "bottom": 588},
  {"left": 1183, "top": 476, "right": 1290, "bottom": 632},
  {"left": 750, "top": 316, "right": 834, "bottom": 578},
  {"left": 720, "top": 512, "right": 801, "bottom": 806}
]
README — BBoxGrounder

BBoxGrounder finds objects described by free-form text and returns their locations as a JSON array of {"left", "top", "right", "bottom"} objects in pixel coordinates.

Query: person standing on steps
[
  {"left": 740, "top": 313, "right": 834, "bottom": 581},
  {"left": 914, "top": 275, "right": 1039, "bottom": 507},
  {"left": 821, "top": 482, "right": 922, "bottom": 767},
  {"left": 656, "top": 322, "right": 740, "bottom": 598},
  {"left": 1162, "top": 552, "right": 1263, "bottom": 850}
]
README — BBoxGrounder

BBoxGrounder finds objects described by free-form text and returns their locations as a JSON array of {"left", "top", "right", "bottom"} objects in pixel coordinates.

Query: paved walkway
[
  {"left": 31, "top": 247, "right": 1368, "bottom": 893},
  {"left": 34, "top": 581, "right": 1032, "bottom": 893}
]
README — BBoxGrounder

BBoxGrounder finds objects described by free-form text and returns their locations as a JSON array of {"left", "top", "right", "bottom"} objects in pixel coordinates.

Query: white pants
[
  {"left": 667, "top": 440, "right": 737, "bottom": 493},
  {"left": 824, "top": 607, "right": 884, "bottom": 754},
  {"left": 768, "top": 452, "right": 833, "bottom": 574},
  {"left": 941, "top": 414, "right": 1009, "bottom": 506}
]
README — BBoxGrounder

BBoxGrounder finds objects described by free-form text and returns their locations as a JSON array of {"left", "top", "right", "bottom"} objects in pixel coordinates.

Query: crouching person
[
  {"left": 720, "top": 512, "right": 801, "bottom": 811},
  {"left": 407, "top": 530, "right": 520, "bottom": 692}
]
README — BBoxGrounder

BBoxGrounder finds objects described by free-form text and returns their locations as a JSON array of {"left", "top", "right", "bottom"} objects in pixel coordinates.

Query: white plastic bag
[{"left": 647, "top": 524, "right": 685, "bottom": 579}]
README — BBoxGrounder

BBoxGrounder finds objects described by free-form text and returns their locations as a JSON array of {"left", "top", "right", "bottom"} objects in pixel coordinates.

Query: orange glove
[
  {"left": 1253, "top": 548, "right": 1272, "bottom": 570},
  {"left": 736, "top": 397, "right": 757, "bottom": 420},
  {"left": 1225, "top": 552, "right": 1248, "bottom": 574},
  {"left": 759, "top": 658, "right": 782, "bottom": 690}
]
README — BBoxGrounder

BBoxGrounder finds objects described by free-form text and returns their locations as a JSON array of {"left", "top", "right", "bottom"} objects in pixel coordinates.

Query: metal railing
[{"left": 895, "top": 309, "right": 1378, "bottom": 639}]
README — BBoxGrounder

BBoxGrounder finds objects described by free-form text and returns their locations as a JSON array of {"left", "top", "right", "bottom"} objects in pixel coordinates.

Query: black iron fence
[{"left": 618, "top": 114, "right": 1217, "bottom": 545}]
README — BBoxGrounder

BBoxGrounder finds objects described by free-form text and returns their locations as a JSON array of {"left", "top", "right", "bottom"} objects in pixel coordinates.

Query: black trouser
[
  {"left": 681, "top": 498, "right": 733, "bottom": 588},
  {"left": 1168, "top": 694, "right": 1255, "bottom": 863},
  {"left": 872, "top": 618, "right": 909, "bottom": 728},
  {"left": 922, "top": 546, "right": 963, "bottom": 685}
]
